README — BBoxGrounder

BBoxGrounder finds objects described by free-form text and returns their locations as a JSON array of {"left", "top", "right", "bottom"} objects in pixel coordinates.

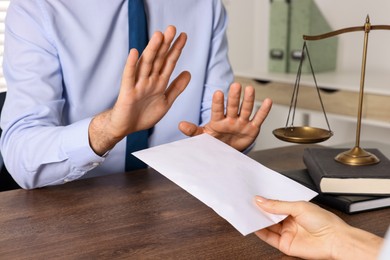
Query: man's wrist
[{"left": 88, "top": 111, "right": 123, "bottom": 156}]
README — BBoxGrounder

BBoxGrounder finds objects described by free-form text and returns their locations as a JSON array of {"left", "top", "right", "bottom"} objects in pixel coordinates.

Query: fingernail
[{"left": 255, "top": 195, "right": 267, "bottom": 204}]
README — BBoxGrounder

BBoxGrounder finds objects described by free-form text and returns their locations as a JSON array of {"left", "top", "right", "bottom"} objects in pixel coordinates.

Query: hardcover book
[
  {"left": 281, "top": 169, "right": 390, "bottom": 214},
  {"left": 303, "top": 147, "right": 390, "bottom": 195}
]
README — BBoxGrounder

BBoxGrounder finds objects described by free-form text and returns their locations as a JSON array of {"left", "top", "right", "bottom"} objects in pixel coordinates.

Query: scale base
[{"left": 335, "top": 146, "right": 380, "bottom": 166}]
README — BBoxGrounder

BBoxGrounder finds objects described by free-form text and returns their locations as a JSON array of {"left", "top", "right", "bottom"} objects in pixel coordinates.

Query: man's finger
[
  {"left": 178, "top": 121, "right": 204, "bottom": 137},
  {"left": 211, "top": 90, "right": 225, "bottom": 122},
  {"left": 251, "top": 98, "right": 272, "bottom": 128},
  {"left": 137, "top": 31, "right": 164, "bottom": 79},
  {"left": 164, "top": 71, "right": 191, "bottom": 105},
  {"left": 151, "top": 25, "right": 177, "bottom": 75},
  {"left": 226, "top": 83, "right": 241, "bottom": 118},
  {"left": 119, "top": 49, "right": 139, "bottom": 95},
  {"left": 239, "top": 86, "right": 255, "bottom": 120},
  {"left": 159, "top": 32, "right": 187, "bottom": 81}
]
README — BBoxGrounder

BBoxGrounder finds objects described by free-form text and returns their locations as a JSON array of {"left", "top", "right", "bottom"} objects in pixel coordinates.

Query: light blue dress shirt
[{"left": 0, "top": 0, "right": 233, "bottom": 189}]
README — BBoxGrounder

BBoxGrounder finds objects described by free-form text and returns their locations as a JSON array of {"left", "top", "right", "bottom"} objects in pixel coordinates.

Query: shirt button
[
  {"left": 64, "top": 178, "right": 70, "bottom": 183},
  {"left": 92, "top": 162, "right": 100, "bottom": 167}
]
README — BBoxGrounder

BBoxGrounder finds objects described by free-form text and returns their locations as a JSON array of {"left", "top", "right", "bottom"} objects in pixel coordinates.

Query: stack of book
[{"left": 280, "top": 147, "right": 390, "bottom": 214}]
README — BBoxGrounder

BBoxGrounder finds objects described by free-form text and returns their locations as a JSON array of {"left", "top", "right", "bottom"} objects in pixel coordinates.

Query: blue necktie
[{"left": 125, "top": 0, "right": 149, "bottom": 171}]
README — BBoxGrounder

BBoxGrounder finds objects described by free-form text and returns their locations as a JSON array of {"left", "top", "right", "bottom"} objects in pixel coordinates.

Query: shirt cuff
[
  {"left": 242, "top": 141, "right": 255, "bottom": 154},
  {"left": 61, "top": 118, "right": 106, "bottom": 175}
]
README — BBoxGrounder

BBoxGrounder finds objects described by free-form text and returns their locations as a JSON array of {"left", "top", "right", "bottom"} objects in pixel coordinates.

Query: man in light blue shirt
[{"left": 0, "top": 0, "right": 272, "bottom": 189}]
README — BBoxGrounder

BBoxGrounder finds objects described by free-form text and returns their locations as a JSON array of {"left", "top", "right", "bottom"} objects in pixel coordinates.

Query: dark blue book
[
  {"left": 303, "top": 148, "right": 390, "bottom": 195},
  {"left": 281, "top": 169, "right": 390, "bottom": 214}
]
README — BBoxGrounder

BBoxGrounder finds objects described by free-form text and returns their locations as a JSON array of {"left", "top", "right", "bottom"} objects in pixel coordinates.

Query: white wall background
[{"left": 222, "top": 0, "right": 390, "bottom": 75}]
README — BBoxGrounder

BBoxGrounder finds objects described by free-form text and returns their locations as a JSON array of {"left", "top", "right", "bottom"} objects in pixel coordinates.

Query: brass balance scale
[{"left": 273, "top": 16, "right": 390, "bottom": 166}]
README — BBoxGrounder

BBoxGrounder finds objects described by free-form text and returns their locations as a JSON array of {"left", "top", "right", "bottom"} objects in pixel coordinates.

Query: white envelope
[{"left": 133, "top": 134, "right": 317, "bottom": 236}]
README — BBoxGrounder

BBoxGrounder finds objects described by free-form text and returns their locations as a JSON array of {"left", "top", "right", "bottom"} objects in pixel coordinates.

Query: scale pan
[{"left": 273, "top": 126, "right": 333, "bottom": 144}]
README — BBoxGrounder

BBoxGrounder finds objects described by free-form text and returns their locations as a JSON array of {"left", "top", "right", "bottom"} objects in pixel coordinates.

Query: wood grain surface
[{"left": 0, "top": 145, "right": 388, "bottom": 259}]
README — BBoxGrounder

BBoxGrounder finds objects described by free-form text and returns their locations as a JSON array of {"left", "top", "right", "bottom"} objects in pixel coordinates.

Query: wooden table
[{"left": 0, "top": 145, "right": 389, "bottom": 259}]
